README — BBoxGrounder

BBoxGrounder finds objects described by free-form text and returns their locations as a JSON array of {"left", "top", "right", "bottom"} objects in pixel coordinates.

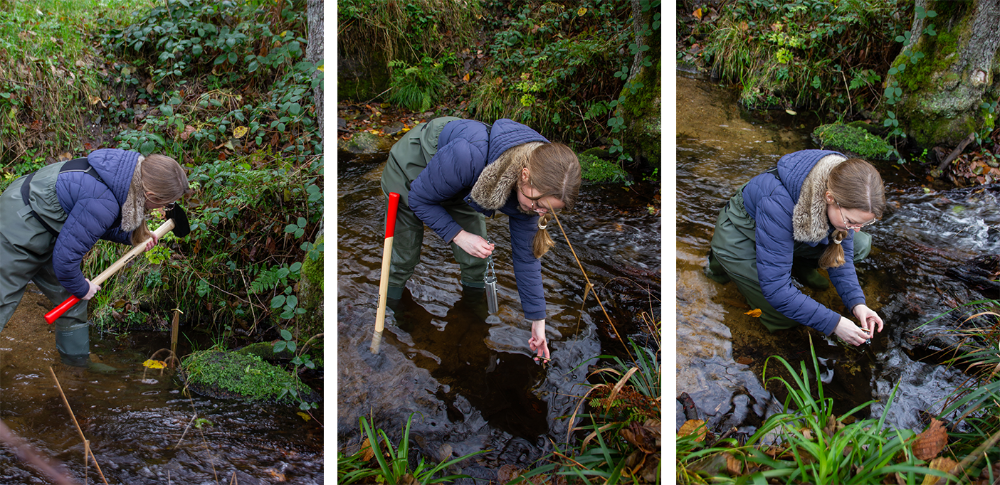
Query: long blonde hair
[
  {"left": 523, "top": 143, "right": 581, "bottom": 258},
  {"left": 131, "top": 154, "right": 189, "bottom": 245},
  {"left": 819, "top": 158, "right": 885, "bottom": 269}
]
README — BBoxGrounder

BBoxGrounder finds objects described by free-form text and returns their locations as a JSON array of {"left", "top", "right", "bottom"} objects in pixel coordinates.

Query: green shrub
[{"left": 387, "top": 56, "right": 450, "bottom": 112}]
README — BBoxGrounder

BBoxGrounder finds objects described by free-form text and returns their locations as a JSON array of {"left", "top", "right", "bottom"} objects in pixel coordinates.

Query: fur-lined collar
[
  {"left": 792, "top": 153, "right": 845, "bottom": 242},
  {"left": 120, "top": 155, "right": 146, "bottom": 232},
  {"left": 470, "top": 142, "right": 543, "bottom": 209}
]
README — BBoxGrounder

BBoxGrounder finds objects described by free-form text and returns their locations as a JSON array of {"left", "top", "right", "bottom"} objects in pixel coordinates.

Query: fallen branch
[
  {"left": 0, "top": 419, "right": 79, "bottom": 485},
  {"left": 936, "top": 132, "right": 976, "bottom": 172}
]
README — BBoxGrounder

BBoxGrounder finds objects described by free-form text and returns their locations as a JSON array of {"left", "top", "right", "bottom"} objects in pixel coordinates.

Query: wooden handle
[
  {"left": 43, "top": 219, "right": 176, "bottom": 324},
  {"left": 371, "top": 192, "right": 400, "bottom": 354}
]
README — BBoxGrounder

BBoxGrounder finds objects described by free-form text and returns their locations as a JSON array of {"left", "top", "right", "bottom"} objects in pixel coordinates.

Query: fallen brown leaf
[
  {"left": 913, "top": 419, "right": 947, "bottom": 461},
  {"left": 678, "top": 419, "right": 706, "bottom": 442}
]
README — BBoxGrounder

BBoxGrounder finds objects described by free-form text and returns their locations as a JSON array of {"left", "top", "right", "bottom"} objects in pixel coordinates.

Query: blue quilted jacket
[
  {"left": 52, "top": 149, "right": 141, "bottom": 299},
  {"left": 741, "top": 149, "right": 867, "bottom": 335},
  {"left": 408, "top": 119, "right": 550, "bottom": 320}
]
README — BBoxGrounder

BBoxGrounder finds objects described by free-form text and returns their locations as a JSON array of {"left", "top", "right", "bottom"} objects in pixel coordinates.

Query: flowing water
[
  {"left": 676, "top": 71, "right": 1000, "bottom": 434},
  {"left": 337, "top": 152, "right": 660, "bottom": 478},
  {"left": 0, "top": 289, "right": 324, "bottom": 484}
]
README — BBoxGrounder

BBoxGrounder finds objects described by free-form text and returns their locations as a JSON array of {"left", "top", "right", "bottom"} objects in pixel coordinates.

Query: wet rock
[
  {"left": 383, "top": 121, "right": 405, "bottom": 135},
  {"left": 870, "top": 347, "right": 970, "bottom": 432},
  {"left": 338, "top": 131, "right": 393, "bottom": 155},
  {"left": 945, "top": 254, "right": 999, "bottom": 295}
]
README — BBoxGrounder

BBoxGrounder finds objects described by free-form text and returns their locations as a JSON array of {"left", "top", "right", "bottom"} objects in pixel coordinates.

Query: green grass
[
  {"left": 338, "top": 413, "right": 487, "bottom": 485},
  {"left": 0, "top": 0, "right": 160, "bottom": 164}
]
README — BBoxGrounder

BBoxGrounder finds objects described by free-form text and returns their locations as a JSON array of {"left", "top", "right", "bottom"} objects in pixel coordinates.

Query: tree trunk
[
  {"left": 890, "top": 0, "right": 1000, "bottom": 147},
  {"left": 617, "top": 0, "right": 661, "bottom": 168},
  {"left": 306, "top": 0, "right": 323, "bottom": 132}
]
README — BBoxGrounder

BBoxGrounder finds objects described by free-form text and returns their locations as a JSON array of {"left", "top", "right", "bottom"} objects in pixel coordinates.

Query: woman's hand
[
  {"left": 452, "top": 230, "right": 494, "bottom": 259},
  {"left": 852, "top": 304, "right": 884, "bottom": 334},
  {"left": 833, "top": 317, "right": 870, "bottom": 346},
  {"left": 529, "top": 319, "right": 551, "bottom": 363},
  {"left": 144, "top": 233, "right": 160, "bottom": 251},
  {"left": 83, "top": 279, "right": 101, "bottom": 301}
]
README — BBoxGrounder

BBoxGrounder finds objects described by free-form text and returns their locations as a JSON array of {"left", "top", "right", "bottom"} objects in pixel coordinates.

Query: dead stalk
[
  {"left": 550, "top": 209, "right": 633, "bottom": 361},
  {"left": 49, "top": 367, "right": 110, "bottom": 485}
]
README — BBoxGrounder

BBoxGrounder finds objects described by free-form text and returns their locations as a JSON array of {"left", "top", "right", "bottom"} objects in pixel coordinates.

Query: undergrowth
[{"left": 2, "top": 0, "right": 324, "bottom": 397}]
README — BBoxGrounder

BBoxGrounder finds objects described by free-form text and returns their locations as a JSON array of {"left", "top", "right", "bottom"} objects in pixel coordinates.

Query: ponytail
[
  {"left": 532, "top": 213, "right": 555, "bottom": 258},
  {"left": 819, "top": 229, "right": 848, "bottom": 269}
]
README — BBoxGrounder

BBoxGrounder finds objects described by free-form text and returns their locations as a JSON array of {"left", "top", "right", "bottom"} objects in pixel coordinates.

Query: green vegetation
[
  {"left": 338, "top": 413, "right": 487, "bottom": 485},
  {"left": 1, "top": 0, "right": 324, "bottom": 402},
  {"left": 683, "top": 0, "right": 905, "bottom": 113},
  {"left": 679, "top": 300, "right": 1000, "bottom": 484},
  {"left": 579, "top": 153, "right": 631, "bottom": 184},
  {"left": 180, "top": 349, "right": 314, "bottom": 404},
  {"left": 812, "top": 123, "right": 895, "bottom": 161},
  {"left": 339, "top": 0, "right": 662, "bottom": 168}
]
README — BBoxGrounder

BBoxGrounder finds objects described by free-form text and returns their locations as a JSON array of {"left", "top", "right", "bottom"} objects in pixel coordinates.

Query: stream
[
  {"left": 675, "top": 71, "right": 1000, "bottom": 436},
  {"left": 337, "top": 147, "right": 661, "bottom": 479},
  {"left": 0, "top": 288, "right": 324, "bottom": 484}
]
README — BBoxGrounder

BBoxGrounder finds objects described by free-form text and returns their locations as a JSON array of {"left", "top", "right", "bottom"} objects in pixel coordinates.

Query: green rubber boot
[
  {"left": 792, "top": 260, "right": 830, "bottom": 290},
  {"left": 705, "top": 249, "right": 732, "bottom": 284}
]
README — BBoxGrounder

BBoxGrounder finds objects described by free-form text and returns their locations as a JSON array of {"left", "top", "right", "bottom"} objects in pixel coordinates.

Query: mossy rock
[
  {"left": 579, "top": 153, "right": 630, "bottom": 184},
  {"left": 812, "top": 123, "right": 896, "bottom": 161},
  {"left": 235, "top": 342, "right": 295, "bottom": 361},
  {"left": 337, "top": 131, "right": 393, "bottom": 155},
  {"left": 179, "top": 350, "right": 319, "bottom": 404}
]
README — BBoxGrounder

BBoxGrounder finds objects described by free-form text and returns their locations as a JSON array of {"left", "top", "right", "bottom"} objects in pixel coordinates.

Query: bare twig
[
  {"left": 936, "top": 132, "right": 976, "bottom": 172},
  {"left": 0, "top": 419, "right": 79, "bottom": 485},
  {"left": 49, "top": 367, "right": 109, "bottom": 485}
]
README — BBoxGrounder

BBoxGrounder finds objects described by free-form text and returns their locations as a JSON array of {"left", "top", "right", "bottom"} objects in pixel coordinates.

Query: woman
[
  {"left": 0, "top": 148, "right": 189, "bottom": 367},
  {"left": 380, "top": 117, "right": 582, "bottom": 362},
  {"left": 706, "top": 149, "right": 885, "bottom": 345}
]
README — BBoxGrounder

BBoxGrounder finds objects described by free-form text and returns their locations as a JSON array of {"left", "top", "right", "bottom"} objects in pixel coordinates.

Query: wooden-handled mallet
[
  {"left": 44, "top": 205, "right": 190, "bottom": 324},
  {"left": 371, "top": 192, "right": 400, "bottom": 354}
]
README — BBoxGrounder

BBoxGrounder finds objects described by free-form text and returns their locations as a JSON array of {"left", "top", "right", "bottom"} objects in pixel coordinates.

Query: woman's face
[
  {"left": 826, "top": 201, "right": 876, "bottom": 231},
  {"left": 518, "top": 168, "right": 565, "bottom": 215},
  {"left": 517, "top": 182, "right": 564, "bottom": 215},
  {"left": 144, "top": 192, "right": 178, "bottom": 211}
]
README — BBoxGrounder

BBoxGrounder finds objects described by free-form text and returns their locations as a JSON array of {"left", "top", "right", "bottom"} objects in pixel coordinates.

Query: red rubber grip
[
  {"left": 44, "top": 296, "right": 81, "bottom": 324},
  {"left": 385, "top": 192, "right": 400, "bottom": 239}
]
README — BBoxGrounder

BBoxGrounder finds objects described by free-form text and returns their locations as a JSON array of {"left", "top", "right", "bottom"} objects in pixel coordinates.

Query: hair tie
[
  {"left": 833, "top": 238, "right": 842, "bottom": 245},
  {"left": 537, "top": 222, "right": 548, "bottom": 230}
]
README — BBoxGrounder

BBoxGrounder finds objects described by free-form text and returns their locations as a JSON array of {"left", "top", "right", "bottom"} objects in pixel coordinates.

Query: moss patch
[
  {"left": 812, "top": 123, "right": 895, "bottom": 161},
  {"left": 302, "top": 235, "right": 323, "bottom": 289},
  {"left": 579, "top": 154, "right": 630, "bottom": 183},
  {"left": 180, "top": 350, "right": 318, "bottom": 403}
]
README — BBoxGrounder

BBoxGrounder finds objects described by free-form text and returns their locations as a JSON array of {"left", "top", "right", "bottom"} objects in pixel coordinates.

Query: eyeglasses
[
  {"left": 836, "top": 201, "right": 875, "bottom": 229},
  {"left": 518, "top": 183, "right": 544, "bottom": 211}
]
